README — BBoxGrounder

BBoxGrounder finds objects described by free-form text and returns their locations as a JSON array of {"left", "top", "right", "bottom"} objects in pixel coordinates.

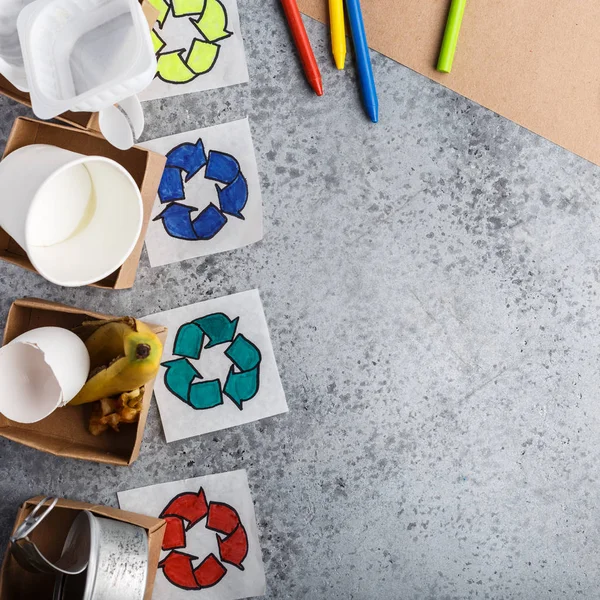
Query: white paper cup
[
  {"left": 0, "top": 144, "right": 143, "bottom": 286},
  {"left": 0, "top": 327, "right": 90, "bottom": 423}
]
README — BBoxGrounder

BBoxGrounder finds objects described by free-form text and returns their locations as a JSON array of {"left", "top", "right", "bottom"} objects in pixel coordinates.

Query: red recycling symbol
[{"left": 158, "top": 487, "right": 249, "bottom": 590}]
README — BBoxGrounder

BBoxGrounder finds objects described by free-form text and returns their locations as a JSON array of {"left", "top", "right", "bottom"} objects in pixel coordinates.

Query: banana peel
[
  {"left": 70, "top": 317, "right": 163, "bottom": 406},
  {"left": 89, "top": 386, "right": 145, "bottom": 436}
]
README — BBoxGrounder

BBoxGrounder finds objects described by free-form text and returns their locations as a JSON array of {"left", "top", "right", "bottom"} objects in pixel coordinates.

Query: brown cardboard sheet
[
  {"left": 0, "top": 496, "right": 165, "bottom": 600},
  {"left": 0, "top": 298, "right": 167, "bottom": 466},
  {"left": 297, "top": 0, "right": 600, "bottom": 166},
  {"left": 0, "top": 118, "right": 166, "bottom": 289}
]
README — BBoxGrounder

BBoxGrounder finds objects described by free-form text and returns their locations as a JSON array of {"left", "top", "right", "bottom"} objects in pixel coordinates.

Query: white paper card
[
  {"left": 144, "top": 290, "right": 287, "bottom": 442},
  {"left": 142, "top": 0, "right": 249, "bottom": 101},
  {"left": 141, "top": 118, "right": 263, "bottom": 267},
  {"left": 118, "top": 470, "right": 266, "bottom": 600}
]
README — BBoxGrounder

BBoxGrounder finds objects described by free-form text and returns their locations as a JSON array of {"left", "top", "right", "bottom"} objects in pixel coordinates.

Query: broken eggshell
[{"left": 0, "top": 327, "right": 90, "bottom": 423}]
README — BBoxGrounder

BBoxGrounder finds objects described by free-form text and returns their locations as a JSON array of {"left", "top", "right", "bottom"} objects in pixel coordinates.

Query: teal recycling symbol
[{"left": 162, "top": 313, "right": 261, "bottom": 411}]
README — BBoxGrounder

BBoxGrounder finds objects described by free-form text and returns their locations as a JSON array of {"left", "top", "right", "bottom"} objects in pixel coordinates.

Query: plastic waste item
[
  {"left": 0, "top": 144, "right": 143, "bottom": 286},
  {"left": 98, "top": 94, "right": 145, "bottom": 150},
  {"left": 10, "top": 497, "right": 91, "bottom": 575},
  {"left": 0, "top": 0, "right": 35, "bottom": 91},
  {"left": 0, "top": 326, "right": 90, "bottom": 423},
  {"left": 17, "top": 0, "right": 156, "bottom": 120}
]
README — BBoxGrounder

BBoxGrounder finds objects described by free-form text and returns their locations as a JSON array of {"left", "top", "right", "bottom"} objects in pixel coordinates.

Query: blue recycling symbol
[
  {"left": 154, "top": 138, "right": 248, "bottom": 240},
  {"left": 162, "top": 313, "right": 261, "bottom": 411}
]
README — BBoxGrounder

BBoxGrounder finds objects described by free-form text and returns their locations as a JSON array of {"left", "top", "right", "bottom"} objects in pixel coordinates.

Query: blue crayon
[{"left": 345, "top": 0, "right": 378, "bottom": 123}]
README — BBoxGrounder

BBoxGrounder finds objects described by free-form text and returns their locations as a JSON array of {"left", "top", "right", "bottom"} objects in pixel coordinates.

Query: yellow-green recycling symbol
[{"left": 149, "top": 0, "right": 233, "bottom": 84}]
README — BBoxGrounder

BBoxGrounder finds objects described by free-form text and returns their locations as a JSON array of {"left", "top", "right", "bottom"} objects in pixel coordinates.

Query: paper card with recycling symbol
[
  {"left": 143, "top": 289, "right": 287, "bottom": 442},
  {"left": 141, "top": 118, "right": 263, "bottom": 267},
  {"left": 142, "top": 0, "right": 249, "bottom": 101},
  {"left": 118, "top": 469, "right": 266, "bottom": 600}
]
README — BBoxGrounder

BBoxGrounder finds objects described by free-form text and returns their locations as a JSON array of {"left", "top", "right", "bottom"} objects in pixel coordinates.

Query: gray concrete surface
[{"left": 1, "top": 3, "right": 600, "bottom": 598}]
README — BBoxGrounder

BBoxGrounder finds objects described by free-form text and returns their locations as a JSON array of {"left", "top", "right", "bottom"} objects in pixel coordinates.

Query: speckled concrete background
[{"left": 1, "top": 3, "right": 600, "bottom": 599}]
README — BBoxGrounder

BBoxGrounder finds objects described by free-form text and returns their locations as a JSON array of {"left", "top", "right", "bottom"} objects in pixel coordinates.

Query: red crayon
[{"left": 280, "top": 0, "right": 323, "bottom": 96}]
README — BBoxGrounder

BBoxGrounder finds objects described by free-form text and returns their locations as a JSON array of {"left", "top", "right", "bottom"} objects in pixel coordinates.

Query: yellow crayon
[{"left": 329, "top": 0, "right": 346, "bottom": 70}]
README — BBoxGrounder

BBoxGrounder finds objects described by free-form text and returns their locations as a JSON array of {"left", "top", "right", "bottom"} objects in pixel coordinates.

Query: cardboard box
[
  {"left": 0, "top": 298, "right": 167, "bottom": 466},
  {"left": 0, "top": 117, "right": 165, "bottom": 289},
  {"left": 0, "top": 496, "right": 166, "bottom": 600}
]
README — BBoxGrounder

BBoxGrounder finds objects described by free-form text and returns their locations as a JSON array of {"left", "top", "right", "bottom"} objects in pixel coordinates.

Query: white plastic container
[
  {"left": 17, "top": 0, "right": 156, "bottom": 119},
  {"left": 0, "top": 326, "right": 90, "bottom": 423},
  {"left": 0, "top": 144, "right": 143, "bottom": 286},
  {"left": 0, "top": 0, "right": 34, "bottom": 91}
]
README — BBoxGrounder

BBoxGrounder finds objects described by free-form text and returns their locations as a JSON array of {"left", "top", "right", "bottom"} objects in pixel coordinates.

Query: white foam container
[{"left": 17, "top": 0, "right": 156, "bottom": 119}]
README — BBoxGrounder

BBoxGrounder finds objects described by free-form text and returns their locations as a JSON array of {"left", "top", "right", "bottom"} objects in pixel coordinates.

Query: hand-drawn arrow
[
  {"left": 193, "top": 553, "right": 227, "bottom": 588},
  {"left": 171, "top": 0, "right": 206, "bottom": 17},
  {"left": 191, "top": 0, "right": 232, "bottom": 42},
  {"left": 216, "top": 173, "right": 248, "bottom": 219},
  {"left": 154, "top": 203, "right": 196, "bottom": 238},
  {"left": 162, "top": 516, "right": 186, "bottom": 550},
  {"left": 166, "top": 139, "right": 207, "bottom": 182},
  {"left": 159, "top": 551, "right": 199, "bottom": 590},
  {"left": 159, "top": 140, "right": 207, "bottom": 203},
  {"left": 173, "top": 323, "right": 204, "bottom": 359},
  {"left": 223, "top": 334, "right": 262, "bottom": 409},
  {"left": 158, "top": 167, "right": 185, "bottom": 203},
  {"left": 217, "top": 522, "right": 248, "bottom": 570},
  {"left": 192, "top": 203, "right": 228, "bottom": 239},
  {"left": 157, "top": 50, "right": 197, "bottom": 84},
  {"left": 206, "top": 502, "right": 241, "bottom": 535},
  {"left": 187, "top": 39, "right": 221, "bottom": 75},
  {"left": 189, "top": 379, "right": 223, "bottom": 410},
  {"left": 162, "top": 357, "right": 201, "bottom": 402},
  {"left": 156, "top": 40, "right": 220, "bottom": 83},
  {"left": 206, "top": 150, "right": 240, "bottom": 184},
  {"left": 206, "top": 151, "right": 247, "bottom": 219},
  {"left": 225, "top": 334, "right": 261, "bottom": 371},
  {"left": 223, "top": 367, "right": 259, "bottom": 410},
  {"left": 193, "top": 313, "right": 239, "bottom": 347},
  {"left": 151, "top": 29, "right": 166, "bottom": 53},
  {"left": 154, "top": 203, "right": 227, "bottom": 241},
  {"left": 161, "top": 487, "right": 209, "bottom": 528}
]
